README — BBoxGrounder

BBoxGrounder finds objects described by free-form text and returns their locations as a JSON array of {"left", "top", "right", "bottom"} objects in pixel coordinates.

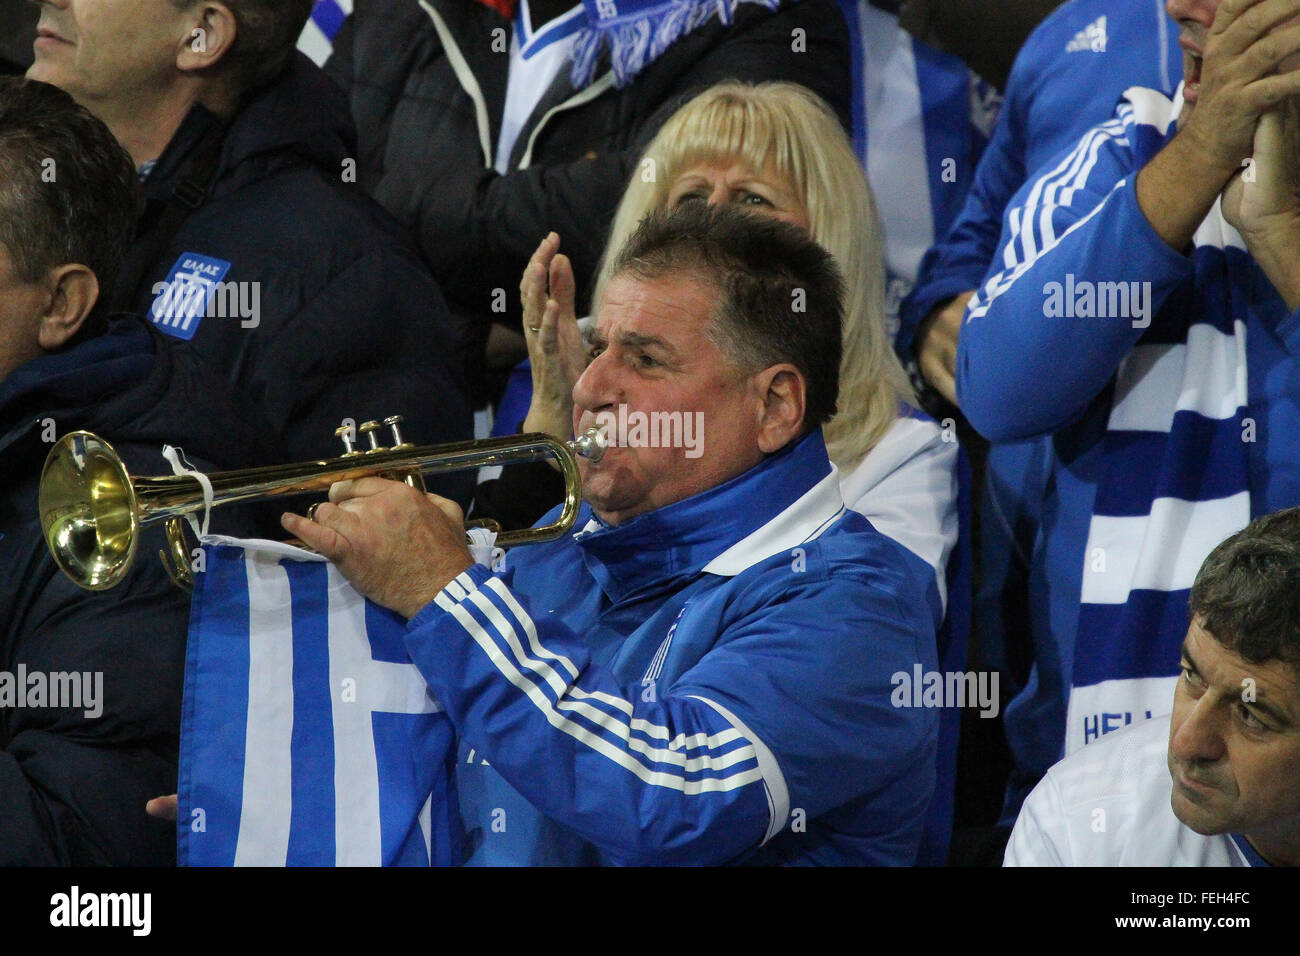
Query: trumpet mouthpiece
[{"left": 570, "top": 426, "right": 607, "bottom": 464}]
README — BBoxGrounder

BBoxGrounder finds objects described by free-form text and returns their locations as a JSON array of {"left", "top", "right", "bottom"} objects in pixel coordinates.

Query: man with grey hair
[
  {"left": 1006, "top": 506, "right": 1300, "bottom": 866},
  {"left": 25, "top": 0, "right": 475, "bottom": 489}
]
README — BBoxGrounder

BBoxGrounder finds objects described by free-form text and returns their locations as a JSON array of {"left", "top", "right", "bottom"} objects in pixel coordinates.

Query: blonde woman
[{"left": 506, "top": 82, "right": 957, "bottom": 601}]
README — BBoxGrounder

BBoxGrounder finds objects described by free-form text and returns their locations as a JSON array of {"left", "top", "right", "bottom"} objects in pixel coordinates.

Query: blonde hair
[{"left": 595, "top": 81, "right": 915, "bottom": 468}]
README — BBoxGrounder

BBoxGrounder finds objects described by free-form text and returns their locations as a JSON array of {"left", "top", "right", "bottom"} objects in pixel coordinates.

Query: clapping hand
[{"left": 520, "top": 233, "right": 588, "bottom": 443}]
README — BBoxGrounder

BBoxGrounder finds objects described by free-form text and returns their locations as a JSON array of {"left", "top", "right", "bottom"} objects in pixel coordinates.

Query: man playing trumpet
[{"left": 285, "top": 204, "right": 943, "bottom": 865}]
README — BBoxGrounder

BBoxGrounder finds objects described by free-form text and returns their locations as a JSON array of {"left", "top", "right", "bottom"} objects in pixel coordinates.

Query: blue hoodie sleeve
[
  {"left": 956, "top": 96, "right": 1194, "bottom": 442},
  {"left": 404, "top": 559, "right": 936, "bottom": 865}
]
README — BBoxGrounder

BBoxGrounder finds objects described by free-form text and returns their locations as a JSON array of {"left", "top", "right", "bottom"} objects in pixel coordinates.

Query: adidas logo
[{"left": 1066, "top": 15, "right": 1107, "bottom": 54}]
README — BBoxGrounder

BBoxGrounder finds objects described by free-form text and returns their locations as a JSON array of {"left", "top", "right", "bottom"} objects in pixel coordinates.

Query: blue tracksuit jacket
[{"left": 404, "top": 431, "right": 941, "bottom": 865}]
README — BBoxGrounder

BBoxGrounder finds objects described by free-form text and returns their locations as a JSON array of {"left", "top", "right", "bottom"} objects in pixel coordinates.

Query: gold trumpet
[{"left": 38, "top": 415, "right": 606, "bottom": 592}]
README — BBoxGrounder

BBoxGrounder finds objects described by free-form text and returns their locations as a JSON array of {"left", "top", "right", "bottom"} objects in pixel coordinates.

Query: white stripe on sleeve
[{"left": 688, "top": 695, "right": 790, "bottom": 845}]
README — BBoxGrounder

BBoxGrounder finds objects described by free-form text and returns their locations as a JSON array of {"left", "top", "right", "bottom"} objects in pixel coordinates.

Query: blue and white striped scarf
[
  {"left": 570, "top": 0, "right": 782, "bottom": 89},
  {"left": 964, "top": 84, "right": 1253, "bottom": 760},
  {"left": 306, "top": 1, "right": 785, "bottom": 89},
  {"left": 1065, "top": 88, "right": 1250, "bottom": 754}
]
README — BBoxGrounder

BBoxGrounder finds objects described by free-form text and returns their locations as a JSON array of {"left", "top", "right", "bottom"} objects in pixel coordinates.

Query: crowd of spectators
[{"left": 4, "top": 0, "right": 1300, "bottom": 867}]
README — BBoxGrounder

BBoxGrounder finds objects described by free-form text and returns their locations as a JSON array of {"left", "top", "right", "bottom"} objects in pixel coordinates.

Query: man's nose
[
  {"left": 1165, "top": 0, "right": 1216, "bottom": 25},
  {"left": 1170, "top": 694, "right": 1227, "bottom": 765},
  {"left": 572, "top": 348, "right": 619, "bottom": 414}
]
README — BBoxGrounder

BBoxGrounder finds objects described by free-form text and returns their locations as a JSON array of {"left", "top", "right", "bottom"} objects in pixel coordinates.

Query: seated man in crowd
[
  {"left": 957, "top": 0, "right": 1300, "bottom": 801},
  {"left": 0, "top": 78, "right": 267, "bottom": 865},
  {"left": 324, "top": 0, "right": 852, "bottom": 401},
  {"left": 285, "top": 204, "right": 943, "bottom": 865},
  {"left": 25, "top": 0, "right": 473, "bottom": 495},
  {"left": 1006, "top": 506, "right": 1300, "bottom": 866}
]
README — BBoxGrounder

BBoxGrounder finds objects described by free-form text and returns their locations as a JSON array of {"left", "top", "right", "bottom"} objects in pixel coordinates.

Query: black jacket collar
[{"left": 145, "top": 52, "right": 355, "bottom": 202}]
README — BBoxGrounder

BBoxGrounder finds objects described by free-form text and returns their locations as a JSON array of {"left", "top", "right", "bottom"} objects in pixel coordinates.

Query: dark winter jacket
[
  {"left": 0, "top": 319, "right": 272, "bottom": 865},
  {"left": 325, "top": 0, "right": 852, "bottom": 391},
  {"left": 112, "top": 53, "right": 474, "bottom": 501},
  {"left": 0, "top": 0, "right": 35, "bottom": 74}
]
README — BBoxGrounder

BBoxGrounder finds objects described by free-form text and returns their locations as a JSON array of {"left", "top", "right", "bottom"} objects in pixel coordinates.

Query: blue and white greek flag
[
  {"left": 177, "top": 537, "right": 461, "bottom": 866},
  {"left": 298, "top": 0, "right": 352, "bottom": 65}
]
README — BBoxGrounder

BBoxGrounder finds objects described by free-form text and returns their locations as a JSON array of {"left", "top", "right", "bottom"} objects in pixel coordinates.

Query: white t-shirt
[
  {"left": 1004, "top": 715, "right": 1254, "bottom": 866},
  {"left": 494, "top": 0, "right": 585, "bottom": 174}
]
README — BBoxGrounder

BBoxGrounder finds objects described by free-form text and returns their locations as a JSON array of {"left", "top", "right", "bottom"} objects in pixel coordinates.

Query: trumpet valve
[
  {"left": 334, "top": 423, "right": 360, "bottom": 456},
  {"left": 383, "top": 415, "right": 409, "bottom": 448},
  {"left": 359, "top": 420, "right": 385, "bottom": 452}
]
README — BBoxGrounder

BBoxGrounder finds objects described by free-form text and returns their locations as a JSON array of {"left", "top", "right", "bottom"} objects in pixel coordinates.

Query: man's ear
[
  {"left": 175, "top": 2, "right": 238, "bottom": 74},
  {"left": 36, "top": 264, "right": 100, "bottom": 351},
  {"left": 753, "top": 363, "right": 807, "bottom": 454}
]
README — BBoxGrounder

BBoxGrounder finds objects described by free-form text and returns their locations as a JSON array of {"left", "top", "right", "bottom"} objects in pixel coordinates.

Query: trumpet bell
[{"left": 39, "top": 431, "right": 140, "bottom": 592}]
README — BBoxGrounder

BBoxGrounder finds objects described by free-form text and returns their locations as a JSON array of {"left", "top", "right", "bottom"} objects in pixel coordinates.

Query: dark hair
[
  {"left": 0, "top": 78, "right": 141, "bottom": 337},
  {"left": 610, "top": 202, "right": 844, "bottom": 433},
  {"left": 1189, "top": 507, "right": 1300, "bottom": 667},
  {"left": 171, "top": 0, "right": 315, "bottom": 95}
]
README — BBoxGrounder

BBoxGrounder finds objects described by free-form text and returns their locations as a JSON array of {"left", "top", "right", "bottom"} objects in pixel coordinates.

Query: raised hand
[
  {"left": 520, "top": 233, "right": 588, "bottom": 441},
  {"left": 1222, "top": 99, "right": 1300, "bottom": 233},
  {"left": 1139, "top": 0, "right": 1300, "bottom": 252},
  {"left": 1179, "top": 0, "right": 1300, "bottom": 180},
  {"left": 1223, "top": 99, "right": 1300, "bottom": 308}
]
